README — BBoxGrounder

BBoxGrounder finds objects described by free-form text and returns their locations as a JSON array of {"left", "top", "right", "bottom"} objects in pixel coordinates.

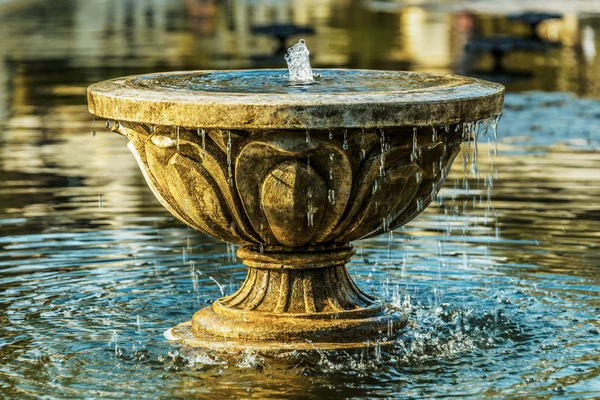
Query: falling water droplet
[
  {"left": 379, "top": 129, "right": 386, "bottom": 177},
  {"left": 307, "top": 171, "right": 314, "bottom": 227},
  {"left": 226, "top": 130, "right": 233, "bottom": 186},
  {"left": 307, "top": 204, "right": 314, "bottom": 227},
  {"left": 329, "top": 153, "right": 334, "bottom": 181},
  {"left": 402, "top": 294, "right": 411, "bottom": 309},
  {"left": 382, "top": 216, "right": 389, "bottom": 232},
  {"left": 482, "top": 119, "right": 489, "bottom": 136},
  {"left": 360, "top": 128, "right": 366, "bottom": 160},
  {"left": 328, "top": 189, "right": 336, "bottom": 205},
  {"left": 199, "top": 128, "right": 206, "bottom": 157},
  {"left": 411, "top": 127, "right": 418, "bottom": 161},
  {"left": 136, "top": 315, "right": 143, "bottom": 334},
  {"left": 431, "top": 182, "right": 438, "bottom": 202},
  {"left": 343, "top": 129, "right": 349, "bottom": 150},
  {"left": 111, "top": 331, "right": 119, "bottom": 357},
  {"left": 372, "top": 178, "right": 380, "bottom": 194},
  {"left": 491, "top": 114, "right": 501, "bottom": 140}
]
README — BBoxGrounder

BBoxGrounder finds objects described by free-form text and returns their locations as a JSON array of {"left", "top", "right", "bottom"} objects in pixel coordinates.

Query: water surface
[{"left": 132, "top": 69, "right": 463, "bottom": 94}]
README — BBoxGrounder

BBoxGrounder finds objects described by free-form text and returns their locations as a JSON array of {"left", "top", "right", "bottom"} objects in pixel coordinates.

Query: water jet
[{"left": 87, "top": 41, "right": 503, "bottom": 354}]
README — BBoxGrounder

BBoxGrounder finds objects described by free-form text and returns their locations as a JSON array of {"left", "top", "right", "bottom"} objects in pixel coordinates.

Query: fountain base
[{"left": 166, "top": 245, "right": 407, "bottom": 354}]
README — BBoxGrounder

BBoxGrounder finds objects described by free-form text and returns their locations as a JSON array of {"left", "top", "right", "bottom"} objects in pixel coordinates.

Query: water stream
[{"left": 285, "top": 39, "right": 314, "bottom": 82}]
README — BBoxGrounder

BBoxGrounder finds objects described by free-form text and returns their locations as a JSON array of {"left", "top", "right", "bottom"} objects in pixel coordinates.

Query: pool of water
[
  {"left": 131, "top": 69, "right": 466, "bottom": 94},
  {"left": 1, "top": 0, "right": 599, "bottom": 398}
]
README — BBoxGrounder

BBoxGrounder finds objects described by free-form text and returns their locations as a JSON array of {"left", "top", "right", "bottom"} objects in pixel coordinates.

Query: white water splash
[{"left": 285, "top": 39, "right": 314, "bottom": 82}]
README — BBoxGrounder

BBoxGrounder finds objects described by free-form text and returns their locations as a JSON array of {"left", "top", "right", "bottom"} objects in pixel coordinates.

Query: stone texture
[
  {"left": 87, "top": 69, "right": 504, "bottom": 129},
  {"left": 88, "top": 69, "right": 504, "bottom": 353}
]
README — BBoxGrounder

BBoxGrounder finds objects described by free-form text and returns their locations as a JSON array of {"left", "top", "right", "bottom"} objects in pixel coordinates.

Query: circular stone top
[{"left": 87, "top": 69, "right": 504, "bottom": 129}]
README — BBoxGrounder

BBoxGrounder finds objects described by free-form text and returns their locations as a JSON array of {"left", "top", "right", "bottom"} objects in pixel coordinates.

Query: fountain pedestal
[
  {"left": 87, "top": 69, "right": 503, "bottom": 353},
  {"left": 171, "top": 245, "right": 403, "bottom": 352}
]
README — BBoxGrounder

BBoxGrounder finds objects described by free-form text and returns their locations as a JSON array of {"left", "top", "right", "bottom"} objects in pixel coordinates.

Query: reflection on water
[{"left": 0, "top": 0, "right": 599, "bottom": 398}]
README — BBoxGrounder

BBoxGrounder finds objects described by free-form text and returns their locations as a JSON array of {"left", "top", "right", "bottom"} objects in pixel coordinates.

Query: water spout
[{"left": 285, "top": 39, "right": 314, "bottom": 82}]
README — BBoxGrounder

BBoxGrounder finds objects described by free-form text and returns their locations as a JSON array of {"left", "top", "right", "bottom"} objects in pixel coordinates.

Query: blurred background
[
  {"left": 2, "top": 0, "right": 600, "bottom": 114},
  {"left": 1, "top": 0, "right": 599, "bottom": 398}
]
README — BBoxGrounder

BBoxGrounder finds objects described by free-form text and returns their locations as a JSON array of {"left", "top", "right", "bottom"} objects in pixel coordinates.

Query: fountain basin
[{"left": 87, "top": 69, "right": 503, "bottom": 353}]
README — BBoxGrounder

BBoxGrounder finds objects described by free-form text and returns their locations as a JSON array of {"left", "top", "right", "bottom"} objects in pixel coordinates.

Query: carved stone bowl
[{"left": 88, "top": 69, "right": 504, "bottom": 353}]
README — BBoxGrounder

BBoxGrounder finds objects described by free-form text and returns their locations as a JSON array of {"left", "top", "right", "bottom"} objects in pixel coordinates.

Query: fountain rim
[{"left": 87, "top": 68, "right": 504, "bottom": 129}]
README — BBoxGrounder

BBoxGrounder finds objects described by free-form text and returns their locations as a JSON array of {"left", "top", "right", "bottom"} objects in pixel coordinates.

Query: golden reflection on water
[
  {"left": 0, "top": 0, "right": 599, "bottom": 103},
  {"left": 0, "top": 0, "right": 598, "bottom": 289}
]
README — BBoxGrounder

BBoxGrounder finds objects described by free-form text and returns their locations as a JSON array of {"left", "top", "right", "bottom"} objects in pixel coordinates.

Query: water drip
[
  {"left": 307, "top": 160, "right": 314, "bottom": 227},
  {"left": 226, "top": 130, "right": 233, "bottom": 186},
  {"left": 379, "top": 129, "right": 386, "bottom": 177},
  {"left": 382, "top": 217, "right": 389, "bottom": 232},
  {"left": 111, "top": 331, "right": 120, "bottom": 357},
  {"left": 372, "top": 179, "right": 380, "bottom": 194},
  {"left": 490, "top": 114, "right": 501, "bottom": 140},
  {"left": 328, "top": 189, "right": 336, "bottom": 205},
  {"left": 136, "top": 315, "right": 143, "bottom": 334},
  {"left": 343, "top": 129, "right": 349, "bottom": 150},
  {"left": 307, "top": 204, "right": 314, "bottom": 227},
  {"left": 411, "top": 128, "right": 418, "bottom": 162},
  {"left": 329, "top": 153, "right": 334, "bottom": 181},
  {"left": 198, "top": 128, "right": 207, "bottom": 158},
  {"left": 360, "top": 128, "right": 366, "bottom": 160}
]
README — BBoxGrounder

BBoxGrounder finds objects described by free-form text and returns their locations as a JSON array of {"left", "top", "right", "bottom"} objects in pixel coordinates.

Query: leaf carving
[
  {"left": 118, "top": 123, "right": 464, "bottom": 248},
  {"left": 235, "top": 131, "right": 353, "bottom": 246}
]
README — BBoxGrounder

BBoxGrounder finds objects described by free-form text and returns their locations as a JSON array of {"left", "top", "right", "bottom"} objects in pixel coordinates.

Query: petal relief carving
[
  {"left": 334, "top": 162, "right": 419, "bottom": 243},
  {"left": 324, "top": 142, "right": 413, "bottom": 242},
  {"left": 388, "top": 141, "right": 461, "bottom": 231},
  {"left": 236, "top": 131, "right": 353, "bottom": 247},
  {"left": 120, "top": 126, "right": 202, "bottom": 233},
  {"left": 143, "top": 129, "right": 259, "bottom": 244},
  {"left": 261, "top": 161, "right": 327, "bottom": 247}
]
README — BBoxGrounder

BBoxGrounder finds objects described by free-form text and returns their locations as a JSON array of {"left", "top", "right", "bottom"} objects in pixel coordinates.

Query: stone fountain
[{"left": 87, "top": 41, "right": 503, "bottom": 353}]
